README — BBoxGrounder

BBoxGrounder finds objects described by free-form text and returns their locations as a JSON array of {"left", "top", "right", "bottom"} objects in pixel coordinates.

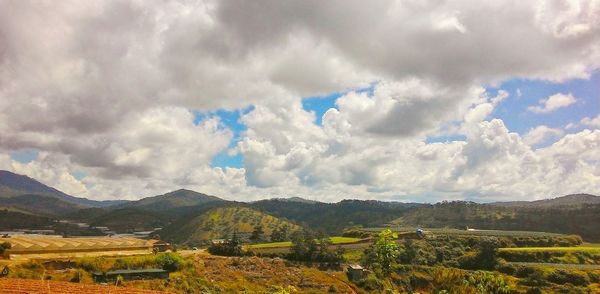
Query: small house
[
  {"left": 347, "top": 264, "right": 368, "bottom": 281},
  {"left": 151, "top": 240, "right": 172, "bottom": 252}
]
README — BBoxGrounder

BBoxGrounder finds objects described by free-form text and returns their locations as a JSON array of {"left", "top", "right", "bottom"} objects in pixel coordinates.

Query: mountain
[
  {"left": 251, "top": 199, "right": 423, "bottom": 233},
  {"left": 264, "top": 196, "right": 321, "bottom": 204},
  {"left": 78, "top": 190, "right": 227, "bottom": 232},
  {"left": 0, "top": 170, "right": 126, "bottom": 208},
  {"left": 118, "top": 189, "right": 224, "bottom": 211},
  {"left": 160, "top": 205, "right": 301, "bottom": 245},
  {"left": 492, "top": 193, "right": 600, "bottom": 208}
]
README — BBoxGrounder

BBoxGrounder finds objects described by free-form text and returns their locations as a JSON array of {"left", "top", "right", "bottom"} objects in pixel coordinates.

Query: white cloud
[
  {"left": 0, "top": 0, "right": 599, "bottom": 201},
  {"left": 523, "top": 125, "right": 565, "bottom": 146},
  {"left": 581, "top": 114, "right": 600, "bottom": 128},
  {"left": 528, "top": 93, "right": 577, "bottom": 113}
]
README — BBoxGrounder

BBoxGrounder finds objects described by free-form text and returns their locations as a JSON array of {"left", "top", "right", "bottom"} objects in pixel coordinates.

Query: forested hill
[
  {"left": 491, "top": 193, "right": 600, "bottom": 208},
  {"left": 392, "top": 201, "right": 600, "bottom": 241},
  {"left": 250, "top": 199, "right": 423, "bottom": 233}
]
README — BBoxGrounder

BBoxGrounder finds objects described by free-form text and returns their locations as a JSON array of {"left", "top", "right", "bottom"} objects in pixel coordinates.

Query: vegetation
[
  {"left": 286, "top": 230, "right": 344, "bottom": 263},
  {"left": 246, "top": 236, "right": 362, "bottom": 249}
]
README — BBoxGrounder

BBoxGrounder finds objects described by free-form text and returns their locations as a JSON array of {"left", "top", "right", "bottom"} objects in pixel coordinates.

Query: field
[
  {"left": 362, "top": 226, "right": 566, "bottom": 237},
  {"left": 246, "top": 236, "right": 364, "bottom": 249}
]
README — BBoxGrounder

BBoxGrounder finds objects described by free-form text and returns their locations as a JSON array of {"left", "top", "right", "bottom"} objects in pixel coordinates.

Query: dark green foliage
[
  {"left": 270, "top": 224, "right": 289, "bottom": 242},
  {"left": 457, "top": 237, "right": 500, "bottom": 270},
  {"left": 249, "top": 224, "right": 265, "bottom": 243},
  {"left": 286, "top": 229, "right": 343, "bottom": 263}
]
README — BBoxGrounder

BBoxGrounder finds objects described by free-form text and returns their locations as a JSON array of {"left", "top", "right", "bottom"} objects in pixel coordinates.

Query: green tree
[
  {"left": 364, "top": 229, "right": 401, "bottom": 276},
  {"left": 249, "top": 224, "right": 265, "bottom": 243}
]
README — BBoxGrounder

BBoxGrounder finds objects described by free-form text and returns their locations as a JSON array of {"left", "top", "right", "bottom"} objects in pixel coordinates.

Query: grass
[{"left": 246, "top": 236, "right": 363, "bottom": 249}]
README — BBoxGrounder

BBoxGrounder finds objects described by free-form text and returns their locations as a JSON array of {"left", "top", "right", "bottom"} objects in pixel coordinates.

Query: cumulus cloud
[
  {"left": 581, "top": 114, "right": 600, "bottom": 128},
  {"left": 523, "top": 125, "right": 565, "bottom": 146},
  {"left": 0, "top": 0, "right": 599, "bottom": 200},
  {"left": 528, "top": 93, "right": 578, "bottom": 113}
]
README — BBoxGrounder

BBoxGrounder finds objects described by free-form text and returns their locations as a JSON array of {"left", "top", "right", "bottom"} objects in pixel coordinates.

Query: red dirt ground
[{"left": 0, "top": 278, "right": 168, "bottom": 294}]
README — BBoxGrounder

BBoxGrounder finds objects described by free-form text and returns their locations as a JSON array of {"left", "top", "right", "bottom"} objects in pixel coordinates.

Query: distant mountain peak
[
  {"left": 121, "top": 188, "right": 224, "bottom": 211},
  {"left": 0, "top": 170, "right": 127, "bottom": 208}
]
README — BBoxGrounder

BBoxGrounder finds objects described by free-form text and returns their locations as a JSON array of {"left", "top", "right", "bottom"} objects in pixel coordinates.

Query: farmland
[{"left": 246, "top": 236, "right": 364, "bottom": 249}]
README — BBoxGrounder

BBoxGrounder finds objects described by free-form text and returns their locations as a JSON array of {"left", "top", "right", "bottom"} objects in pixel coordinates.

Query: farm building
[
  {"left": 3, "top": 236, "right": 157, "bottom": 259},
  {"left": 346, "top": 264, "right": 368, "bottom": 281}
]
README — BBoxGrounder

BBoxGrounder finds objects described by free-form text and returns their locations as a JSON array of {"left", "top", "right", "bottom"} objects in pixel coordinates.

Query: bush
[
  {"left": 358, "top": 273, "right": 383, "bottom": 291},
  {"left": 156, "top": 253, "right": 184, "bottom": 272}
]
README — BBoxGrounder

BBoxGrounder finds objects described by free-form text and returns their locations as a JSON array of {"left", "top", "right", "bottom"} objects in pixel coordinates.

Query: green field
[{"left": 246, "top": 236, "right": 364, "bottom": 249}]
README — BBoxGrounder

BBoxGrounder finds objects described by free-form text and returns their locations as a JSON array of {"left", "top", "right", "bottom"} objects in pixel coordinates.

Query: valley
[{"left": 1, "top": 170, "right": 600, "bottom": 293}]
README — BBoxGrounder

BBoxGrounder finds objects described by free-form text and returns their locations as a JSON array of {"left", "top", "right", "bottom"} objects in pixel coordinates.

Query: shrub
[
  {"left": 156, "top": 253, "right": 184, "bottom": 272},
  {"left": 464, "top": 271, "right": 511, "bottom": 294}
]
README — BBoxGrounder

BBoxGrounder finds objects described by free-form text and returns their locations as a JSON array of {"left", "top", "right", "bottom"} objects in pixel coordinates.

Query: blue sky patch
[{"left": 9, "top": 149, "right": 39, "bottom": 164}]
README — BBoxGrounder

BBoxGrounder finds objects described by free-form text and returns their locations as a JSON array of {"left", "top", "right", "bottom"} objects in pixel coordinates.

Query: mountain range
[{"left": 1, "top": 169, "right": 599, "bottom": 242}]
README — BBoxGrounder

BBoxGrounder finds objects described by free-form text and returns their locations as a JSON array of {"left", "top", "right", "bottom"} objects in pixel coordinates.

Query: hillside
[
  {"left": 0, "top": 194, "right": 86, "bottom": 216},
  {"left": 0, "top": 209, "right": 56, "bottom": 230},
  {"left": 88, "top": 208, "right": 171, "bottom": 232},
  {"left": 160, "top": 205, "right": 301, "bottom": 245},
  {"left": 0, "top": 170, "right": 126, "bottom": 208},
  {"left": 251, "top": 199, "right": 422, "bottom": 234},
  {"left": 392, "top": 201, "right": 600, "bottom": 241}
]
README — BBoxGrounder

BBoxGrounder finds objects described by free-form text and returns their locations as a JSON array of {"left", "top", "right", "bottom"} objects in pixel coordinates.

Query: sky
[{"left": 0, "top": 0, "right": 599, "bottom": 202}]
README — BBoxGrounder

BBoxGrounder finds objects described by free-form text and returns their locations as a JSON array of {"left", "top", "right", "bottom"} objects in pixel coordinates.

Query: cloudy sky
[{"left": 1, "top": 0, "right": 599, "bottom": 202}]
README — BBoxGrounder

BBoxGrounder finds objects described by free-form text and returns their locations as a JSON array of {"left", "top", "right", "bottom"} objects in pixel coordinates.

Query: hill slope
[{"left": 161, "top": 206, "right": 301, "bottom": 245}]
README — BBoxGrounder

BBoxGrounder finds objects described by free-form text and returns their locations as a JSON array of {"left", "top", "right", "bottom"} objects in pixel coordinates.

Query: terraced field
[
  {"left": 362, "top": 227, "right": 566, "bottom": 237},
  {"left": 500, "top": 246, "right": 600, "bottom": 253}
]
